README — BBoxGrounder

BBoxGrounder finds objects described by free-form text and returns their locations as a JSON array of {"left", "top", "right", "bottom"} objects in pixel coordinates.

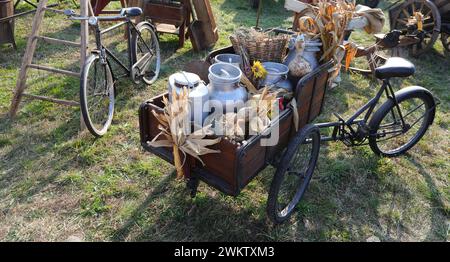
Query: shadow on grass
[
  {"left": 0, "top": 114, "right": 81, "bottom": 203},
  {"left": 109, "top": 142, "right": 416, "bottom": 241},
  {"left": 407, "top": 156, "right": 449, "bottom": 241},
  {"left": 112, "top": 172, "right": 175, "bottom": 241},
  {"left": 112, "top": 181, "right": 272, "bottom": 241}
]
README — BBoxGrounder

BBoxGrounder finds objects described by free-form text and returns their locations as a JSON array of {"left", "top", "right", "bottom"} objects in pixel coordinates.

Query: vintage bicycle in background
[{"left": 65, "top": 7, "right": 161, "bottom": 137}]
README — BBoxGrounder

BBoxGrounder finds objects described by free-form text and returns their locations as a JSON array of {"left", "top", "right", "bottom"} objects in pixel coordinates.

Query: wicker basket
[{"left": 230, "top": 28, "right": 289, "bottom": 63}]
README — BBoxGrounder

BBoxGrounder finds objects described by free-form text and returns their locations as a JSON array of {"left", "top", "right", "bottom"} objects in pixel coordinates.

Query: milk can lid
[{"left": 173, "top": 72, "right": 200, "bottom": 88}]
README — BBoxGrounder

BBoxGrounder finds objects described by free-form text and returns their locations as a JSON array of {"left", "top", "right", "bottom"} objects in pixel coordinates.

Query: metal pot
[
  {"left": 261, "top": 62, "right": 289, "bottom": 86},
  {"left": 214, "top": 53, "right": 242, "bottom": 68},
  {"left": 208, "top": 63, "right": 242, "bottom": 91},
  {"left": 208, "top": 63, "right": 247, "bottom": 113}
]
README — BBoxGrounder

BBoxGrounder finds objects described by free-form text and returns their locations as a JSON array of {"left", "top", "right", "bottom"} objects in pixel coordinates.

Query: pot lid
[
  {"left": 262, "top": 62, "right": 289, "bottom": 75},
  {"left": 209, "top": 63, "right": 242, "bottom": 81},
  {"left": 173, "top": 71, "right": 200, "bottom": 88}
]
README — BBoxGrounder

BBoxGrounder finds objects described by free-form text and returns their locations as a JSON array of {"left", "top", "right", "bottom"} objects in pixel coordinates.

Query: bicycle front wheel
[
  {"left": 80, "top": 54, "right": 115, "bottom": 137},
  {"left": 131, "top": 22, "right": 161, "bottom": 85}
]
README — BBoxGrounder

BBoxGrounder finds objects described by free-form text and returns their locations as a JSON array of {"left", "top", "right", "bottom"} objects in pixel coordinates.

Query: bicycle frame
[
  {"left": 91, "top": 17, "right": 153, "bottom": 81},
  {"left": 317, "top": 79, "right": 407, "bottom": 145}
]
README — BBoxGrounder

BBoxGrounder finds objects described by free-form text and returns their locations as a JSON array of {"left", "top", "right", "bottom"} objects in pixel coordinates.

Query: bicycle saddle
[
  {"left": 375, "top": 57, "right": 415, "bottom": 79},
  {"left": 120, "top": 7, "right": 143, "bottom": 17},
  {"left": 375, "top": 30, "right": 402, "bottom": 49}
]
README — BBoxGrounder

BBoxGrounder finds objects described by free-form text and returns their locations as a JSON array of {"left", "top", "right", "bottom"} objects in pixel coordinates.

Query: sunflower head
[{"left": 251, "top": 61, "right": 267, "bottom": 79}]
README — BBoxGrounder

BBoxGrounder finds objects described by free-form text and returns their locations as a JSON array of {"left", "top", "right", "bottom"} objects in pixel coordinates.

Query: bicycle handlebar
[{"left": 64, "top": 9, "right": 128, "bottom": 23}]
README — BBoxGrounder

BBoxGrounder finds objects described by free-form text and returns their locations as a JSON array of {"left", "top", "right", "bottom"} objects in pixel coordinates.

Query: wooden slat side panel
[
  {"left": 139, "top": 93, "right": 240, "bottom": 192},
  {"left": 265, "top": 112, "right": 293, "bottom": 162},
  {"left": 238, "top": 137, "right": 266, "bottom": 188},
  {"left": 308, "top": 71, "right": 328, "bottom": 121},
  {"left": 144, "top": 3, "right": 185, "bottom": 25},
  {"left": 201, "top": 139, "right": 238, "bottom": 190},
  {"left": 295, "top": 77, "right": 314, "bottom": 128}
]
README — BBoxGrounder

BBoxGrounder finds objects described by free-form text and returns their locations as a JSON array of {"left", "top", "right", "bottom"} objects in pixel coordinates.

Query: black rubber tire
[
  {"left": 267, "top": 124, "right": 320, "bottom": 224},
  {"left": 369, "top": 88, "right": 435, "bottom": 157},
  {"left": 80, "top": 54, "right": 115, "bottom": 137},
  {"left": 131, "top": 22, "right": 161, "bottom": 85},
  {"left": 364, "top": 0, "right": 380, "bottom": 8}
]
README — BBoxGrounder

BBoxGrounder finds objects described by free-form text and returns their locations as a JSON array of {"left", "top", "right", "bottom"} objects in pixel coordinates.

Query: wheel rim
[
  {"left": 135, "top": 26, "right": 160, "bottom": 84},
  {"left": 84, "top": 59, "right": 114, "bottom": 135},
  {"left": 374, "top": 97, "right": 430, "bottom": 155},
  {"left": 392, "top": 0, "right": 441, "bottom": 57},
  {"left": 276, "top": 131, "right": 319, "bottom": 218}
]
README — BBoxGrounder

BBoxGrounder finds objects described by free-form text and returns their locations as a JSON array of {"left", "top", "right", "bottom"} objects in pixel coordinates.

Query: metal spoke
[
  {"left": 402, "top": 8, "right": 411, "bottom": 19},
  {"left": 402, "top": 102, "right": 425, "bottom": 119}
]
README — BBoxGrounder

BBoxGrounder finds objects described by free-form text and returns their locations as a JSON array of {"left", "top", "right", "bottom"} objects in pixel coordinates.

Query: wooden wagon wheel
[
  {"left": 392, "top": 0, "right": 441, "bottom": 57},
  {"left": 442, "top": 32, "right": 450, "bottom": 53}
]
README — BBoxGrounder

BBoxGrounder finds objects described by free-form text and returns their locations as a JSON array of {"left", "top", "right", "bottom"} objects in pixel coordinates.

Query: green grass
[{"left": 0, "top": 0, "right": 448, "bottom": 241}]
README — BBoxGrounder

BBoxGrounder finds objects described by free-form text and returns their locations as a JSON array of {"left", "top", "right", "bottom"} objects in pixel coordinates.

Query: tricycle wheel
[{"left": 267, "top": 124, "right": 320, "bottom": 224}]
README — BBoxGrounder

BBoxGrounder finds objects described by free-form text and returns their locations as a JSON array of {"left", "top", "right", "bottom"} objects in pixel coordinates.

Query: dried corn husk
[
  {"left": 248, "top": 87, "right": 278, "bottom": 134},
  {"left": 149, "top": 87, "right": 221, "bottom": 178},
  {"left": 413, "top": 12, "right": 424, "bottom": 31},
  {"left": 344, "top": 42, "right": 358, "bottom": 71},
  {"left": 299, "top": 16, "right": 319, "bottom": 36},
  {"left": 314, "top": 0, "right": 355, "bottom": 62},
  {"left": 214, "top": 112, "right": 246, "bottom": 142}
]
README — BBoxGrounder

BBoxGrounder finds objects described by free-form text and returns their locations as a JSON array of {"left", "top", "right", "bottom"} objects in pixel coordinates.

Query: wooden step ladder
[{"left": 8, "top": 0, "right": 92, "bottom": 128}]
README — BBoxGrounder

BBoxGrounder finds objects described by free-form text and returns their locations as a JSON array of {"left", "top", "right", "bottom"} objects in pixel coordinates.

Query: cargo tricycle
[{"left": 139, "top": 44, "right": 437, "bottom": 224}]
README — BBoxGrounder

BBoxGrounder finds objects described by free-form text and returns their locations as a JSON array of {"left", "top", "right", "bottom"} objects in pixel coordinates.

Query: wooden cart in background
[
  {"left": 0, "top": 0, "right": 16, "bottom": 48},
  {"left": 389, "top": 0, "right": 450, "bottom": 56},
  {"left": 142, "top": 0, "right": 190, "bottom": 48}
]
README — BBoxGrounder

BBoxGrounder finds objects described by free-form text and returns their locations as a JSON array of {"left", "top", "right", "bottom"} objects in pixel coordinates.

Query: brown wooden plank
[
  {"left": 0, "top": 0, "right": 15, "bottom": 46},
  {"left": 265, "top": 112, "right": 292, "bottom": 162},
  {"left": 296, "top": 79, "right": 314, "bottom": 105},
  {"left": 156, "top": 23, "right": 180, "bottom": 34},
  {"left": 239, "top": 137, "right": 266, "bottom": 186},
  {"left": 27, "top": 64, "right": 81, "bottom": 77},
  {"left": 192, "top": 0, "right": 218, "bottom": 49},
  {"left": 201, "top": 139, "right": 238, "bottom": 188},
  {"left": 22, "top": 93, "right": 79, "bottom": 106},
  {"left": 144, "top": 2, "right": 185, "bottom": 25}
]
